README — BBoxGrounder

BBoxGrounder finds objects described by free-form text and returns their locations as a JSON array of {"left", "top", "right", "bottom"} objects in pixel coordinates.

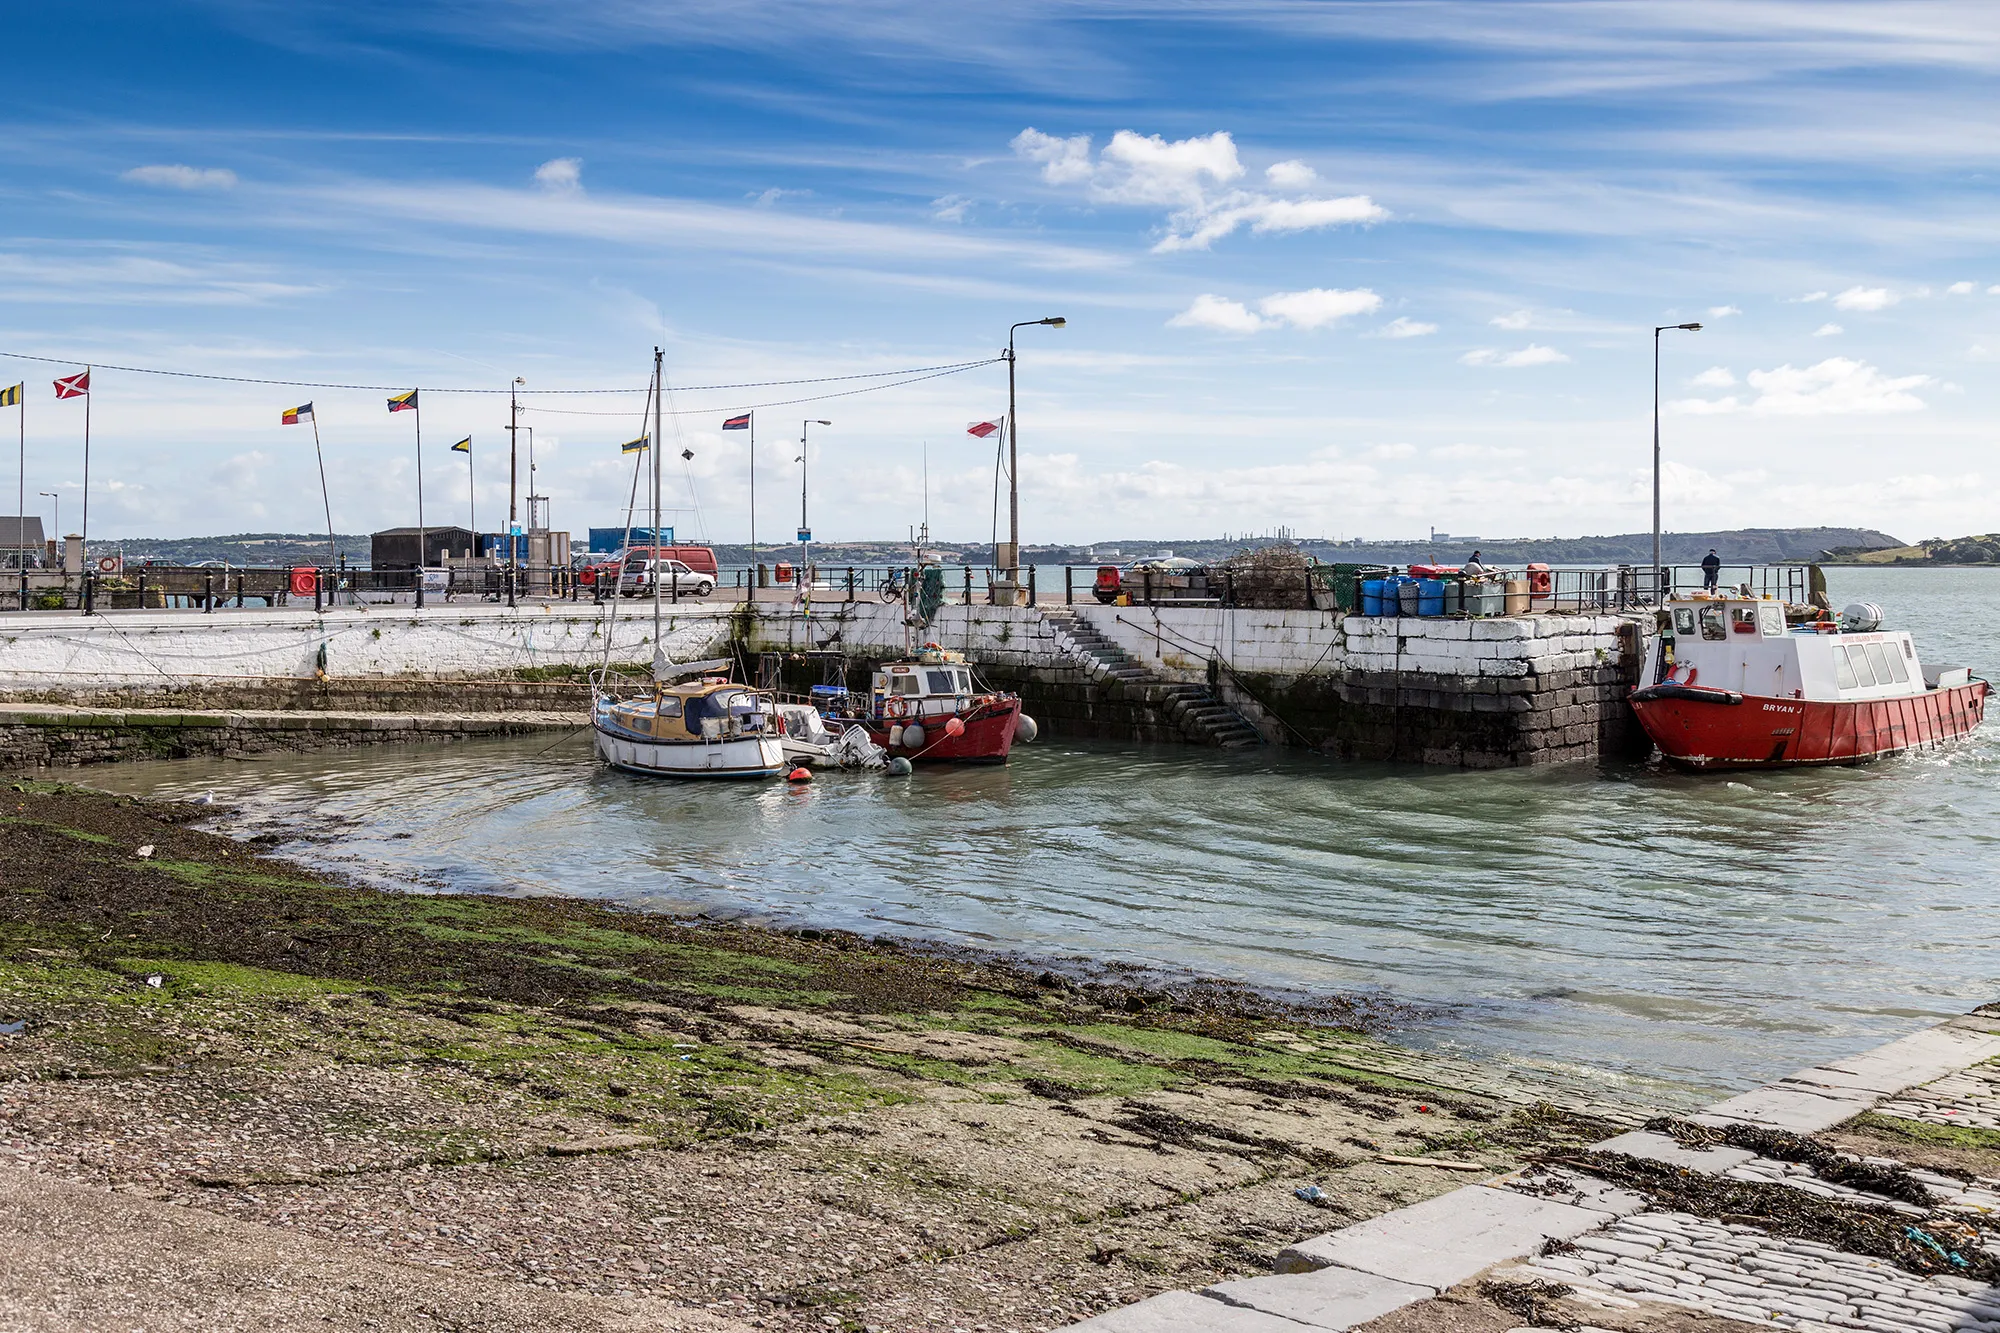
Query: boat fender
[
  {"left": 888, "top": 724, "right": 904, "bottom": 747},
  {"left": 786, "top": 767, "right": 812, "bottom": 783},
  {"left": 944, "top": 716, "right": 967, "bottom": 738},
  {"left": 1631, "top": 682, "right": 1743, "bottom": 706},
  {"left": 1013, "top": 714, "right": 1038, "bottom": 744},
  {"left": 902, "top": 722, "right": 926, "bottom": 749},
  {"left": 886, "top": 756, "right": 913, "bottom": 776}
]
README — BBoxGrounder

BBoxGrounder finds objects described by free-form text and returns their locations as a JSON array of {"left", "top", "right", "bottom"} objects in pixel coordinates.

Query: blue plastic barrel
[
  {"left": 1417, "top": 578, "right": 1445, "bottom": 617},
  {"left": 1361, "top": 578, "right": 1385, "bottom": 616}
]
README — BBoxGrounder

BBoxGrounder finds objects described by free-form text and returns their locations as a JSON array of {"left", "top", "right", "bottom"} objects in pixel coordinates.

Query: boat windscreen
[
  {"left": 1834, "top": 646, "right": 1858, "bottom": 691},
  {"left": 683, "top": 689, "right": 751, "bottom": 727}
]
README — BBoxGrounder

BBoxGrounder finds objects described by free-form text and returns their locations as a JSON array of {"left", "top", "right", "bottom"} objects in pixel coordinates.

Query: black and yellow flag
[
  {"left": 621, "top": 435, "right": 650, "bottom": 454},
  {"left": 0, "top": 384, "right": 20, "bottom": 408},
  {"left": 451, "top": 436, "right": 470, "bottom": 454}
]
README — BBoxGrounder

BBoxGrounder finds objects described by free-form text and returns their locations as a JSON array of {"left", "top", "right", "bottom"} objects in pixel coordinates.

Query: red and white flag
[
  {"left": 53, "top": 369, "right": 90, "bottom": 399},
  {"left": 966, "top": 418, "right": 1003, "bottom": 438}
]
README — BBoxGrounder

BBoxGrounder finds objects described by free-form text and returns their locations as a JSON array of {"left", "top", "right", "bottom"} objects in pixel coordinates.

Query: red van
[{"left": 587, "top": 545, "right": 718, "bottom": 582}]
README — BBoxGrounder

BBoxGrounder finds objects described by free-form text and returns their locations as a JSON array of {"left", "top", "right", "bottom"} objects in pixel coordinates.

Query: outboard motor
[{"left": 1840, "top": 602, "right": 1883, "bottom": 632}]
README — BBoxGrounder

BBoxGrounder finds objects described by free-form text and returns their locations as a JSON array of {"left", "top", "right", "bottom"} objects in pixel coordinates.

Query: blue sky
[{"left": 2, "top": 1, "right": 1997, "bottom": 546}]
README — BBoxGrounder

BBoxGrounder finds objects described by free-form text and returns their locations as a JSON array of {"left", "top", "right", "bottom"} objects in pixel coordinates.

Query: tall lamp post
[
  {"left": 1002, "top": 316, "right": 1066, "bottom": 604},
  {"left": 1652, "top": 322, "right": 1701, "bottom": 602},
  {"left": 798, "top": 419, "right": 831, "bottom": 588}
]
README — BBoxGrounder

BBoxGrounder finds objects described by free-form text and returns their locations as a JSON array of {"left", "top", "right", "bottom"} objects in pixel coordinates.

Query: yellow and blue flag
[
  {"left": 621, "top": 435, "right": 649, "bottom": 454},
  {"left": 387, "top": 389, "right": 418, "bottom": 413},
  {"left": 0, "top": 384, "right": 20, "bottom": 408},
  {"left": 451, "top": 436, "right": 470, "bottom": 454}
]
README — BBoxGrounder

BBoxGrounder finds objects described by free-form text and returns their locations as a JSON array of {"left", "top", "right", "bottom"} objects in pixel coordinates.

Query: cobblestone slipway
[{"left": 1073, "top": 1008, "right": 2000, "bottom": 1332}]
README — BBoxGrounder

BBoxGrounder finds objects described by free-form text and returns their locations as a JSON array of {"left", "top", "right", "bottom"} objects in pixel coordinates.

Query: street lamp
[
  {"left": 799, "top": 419, "right": 831, "bottom": 587},
  {"left": 1652, "top": 322, "right": 1701, "bottom": 601},
  {"left": 1002, "top": 316, "right": 1066, "bottom": 603}
]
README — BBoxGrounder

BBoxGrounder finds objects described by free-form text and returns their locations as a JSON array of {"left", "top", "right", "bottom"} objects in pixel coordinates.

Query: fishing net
[{"left": 912, "top": 566, "right": 947, "bottom": 628}]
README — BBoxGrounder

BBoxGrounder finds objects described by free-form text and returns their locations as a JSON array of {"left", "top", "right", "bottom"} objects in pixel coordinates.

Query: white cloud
[
  {"left": 1491, "top": 309, "right": 1533, "bottom": 330},
  {"left": 1265, "top": 160, "right": 1318, "bottom": 188},
  {"left": 1378, "top": 317, "right": 1437, "bottom": 339},
  {"left": 534, "top": 158, "right": 583, "bottom": 193},
  {"left": 1947, "top": 281, "right": 1977, "bottom": 295},
  {"left": 1799, "top": 291, "right": 1828, "bottom": 303},
  {"left": 1462, "top": 344, "right": 1569, "bottom": 368},
  {"left": 1256, "top": 287, "right": 1382, "bottom": 329},
  {"left": 1168, "top": 286, "right": 1382, "bottom": 333},
  {"left": 1990, "top": 285, "right": 2000, "bottom": 297},
  {"left": 123, "top": 164, "right": 237, "bottom": 190},
  {"left": 1167, "top": 293, "right": 1264, "bottom": 333},
  {"left": 930, "top": 194, "right": 971, "bottom": 223},
  {"left": 1012, "top": 126, "right": 1385, "bottom": 252},
  {"left": 1690, "top": 366, "right": 1737, "bottom": 388},
  {"left": 1832, "top": 285, "right": 1896, "bottom": 312},
  {"left": 1011, "top": 128, "right": 1096, "bottom": 186},
  {"left": 1367, "top": 443, "right": 1417, "bottom": 460},
  {"left": 1675, "top": 357, "right": 1932, "bottom": 416},
  {"left": 1707, "top": 305, "right": 1742, "bottom": 317},
  {"left": 1812, "top": 322, "right": 1843, "bottom": 337}
]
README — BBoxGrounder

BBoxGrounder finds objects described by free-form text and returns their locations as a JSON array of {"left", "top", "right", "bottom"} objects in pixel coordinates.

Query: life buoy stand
[
  {"left": 95, "top": 556, "right": 120, "bottom": 574},
  {"left": 289, "top": 567, "right": 318, "bottom": 598},
  {"left": 884, "top": 696, "right": 910, "bottom": 720}
]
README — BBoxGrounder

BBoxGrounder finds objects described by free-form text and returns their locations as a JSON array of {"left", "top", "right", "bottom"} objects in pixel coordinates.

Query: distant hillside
[
  {"left": 1079, "top": 527, "right": 1902, "bottom": 568},
  {"left": 88, "top": 532, "right": 371, "bottom": 566},
  {"left": 1825, "top": 534, "right": 2000, "bottom": 566}
]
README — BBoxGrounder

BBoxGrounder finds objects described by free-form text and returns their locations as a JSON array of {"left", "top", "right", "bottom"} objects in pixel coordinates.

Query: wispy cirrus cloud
[
  {"left": 123, "top": 164, "right": 238, "bottom": 190},
  {"left": 1461, "top": 344, "right": 1569, "bottom": 367},
  {"left": 1012, "top": 127, "right": 1385, "bottom": 252}
]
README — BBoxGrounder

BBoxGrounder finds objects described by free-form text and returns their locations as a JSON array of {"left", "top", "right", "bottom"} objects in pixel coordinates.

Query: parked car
[{"left": 618, "top": 555, "right": 715, "bottom": 598}]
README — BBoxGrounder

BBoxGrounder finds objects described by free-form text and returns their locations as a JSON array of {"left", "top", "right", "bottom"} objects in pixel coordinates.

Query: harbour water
[{"left": 83, "top": 568, "right": 2000, "bottom": 1099}]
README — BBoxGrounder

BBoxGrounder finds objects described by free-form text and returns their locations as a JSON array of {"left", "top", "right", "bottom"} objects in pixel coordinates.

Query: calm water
[{"left": 85, "top": 568, "right": 2000, "bottom": 1098}]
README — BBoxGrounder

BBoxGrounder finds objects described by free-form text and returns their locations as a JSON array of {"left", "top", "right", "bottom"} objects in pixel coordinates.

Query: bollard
[
  {"left": 204, "top": 570, "right": 214, "bottom": 613},
  {"left": 846, "top": 567, "right": 855, "bottom": 602},
  {"left": 1027, "top": 564, "right": 1036, "bottom": 607},
  {"left": 1065, "top": 566, "right": 1072, "bottom": 606},
  {"left": 137, "top": 569, "right": 147, "bottom": 609},
  {"left": 17, "top": 569, "right": 26, "bottom": 612},
  {"left": 505, "top": 566, "right": 515, "bottom": 609},
  {"left": 83, "top": 572, "right": 94, "bottom": 615},
  {"left": 963, "top": 566, "right": 973, "bottom": 604},
  {"left": 1143, "top": 569, "right": 1152, "bottom": 605},
  {"left": 314, "top": 568, "right": 324, "bottom": 614},
  {"left": 235, "top": 571, "right": 244, "bottom": 608},
  {"left": 1225, "top": 571, "right": 1235, "bottom": 607},
  {"left": 415, "top": 565, "right": 425, "bottom": 610}
]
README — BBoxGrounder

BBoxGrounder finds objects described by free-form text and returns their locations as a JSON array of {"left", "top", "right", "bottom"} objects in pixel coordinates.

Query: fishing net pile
[{"left": 1212, "top": 543, "right": 1316, "bottom": 610}]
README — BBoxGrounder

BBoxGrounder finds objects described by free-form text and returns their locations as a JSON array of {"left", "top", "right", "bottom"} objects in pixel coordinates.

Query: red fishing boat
[
  {"left": 817, "top": 645, "right": 1035, "bottom": 764},
  {"left": 1630, "top": 595, "right": 1987, "bottom": 771}
]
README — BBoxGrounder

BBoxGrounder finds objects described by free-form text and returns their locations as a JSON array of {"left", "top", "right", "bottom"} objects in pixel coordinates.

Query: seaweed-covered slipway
[{"left": 4, "top": 785, "right": 2000, "bottom": 1332}]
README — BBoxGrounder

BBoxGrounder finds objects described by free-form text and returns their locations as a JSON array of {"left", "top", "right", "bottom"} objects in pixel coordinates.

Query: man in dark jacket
[{"left": 1701, "top": 549, "right": 1722, "bottom": 591}]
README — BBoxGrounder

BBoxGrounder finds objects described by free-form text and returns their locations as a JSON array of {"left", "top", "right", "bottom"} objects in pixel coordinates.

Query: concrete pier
[{"left": 0, "top": 600, "right": 1654, "bottom": 769}]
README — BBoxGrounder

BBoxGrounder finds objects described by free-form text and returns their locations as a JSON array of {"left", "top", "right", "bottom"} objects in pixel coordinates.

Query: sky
[{"left": 2, "top": 1, "right": 1998, "bottom": 547}]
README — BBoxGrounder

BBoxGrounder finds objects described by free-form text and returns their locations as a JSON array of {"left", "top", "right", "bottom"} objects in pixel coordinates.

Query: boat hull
[
  {"left": 1631, "top": 680, "right": 1989, "bottom": 771},
  {"left": 591, "top": 719, "right": 785, "bottom": 778},
  {"left": 847, "top": 699, "right": 1021, "bottom": 764}
]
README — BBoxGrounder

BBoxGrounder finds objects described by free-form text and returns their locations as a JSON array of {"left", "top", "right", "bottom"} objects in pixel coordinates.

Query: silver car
[{"left": 617, "top": 556, "right": 716, "bottom": 598}]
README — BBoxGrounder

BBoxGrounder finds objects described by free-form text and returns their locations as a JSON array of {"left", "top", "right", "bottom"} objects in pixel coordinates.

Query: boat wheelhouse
[{"left": 1630, "top": 594, "right": 1986, "bottom": 770}]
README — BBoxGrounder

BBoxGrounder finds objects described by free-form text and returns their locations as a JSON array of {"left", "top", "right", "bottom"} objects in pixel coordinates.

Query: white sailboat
[{"left": 590, "top": 349, "right": 784, "bottom": 780}]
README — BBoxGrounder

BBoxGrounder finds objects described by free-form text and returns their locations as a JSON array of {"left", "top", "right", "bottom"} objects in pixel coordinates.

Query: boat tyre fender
[{"left": 1631, "top": 682, "right": 1744, "bottom": 706}]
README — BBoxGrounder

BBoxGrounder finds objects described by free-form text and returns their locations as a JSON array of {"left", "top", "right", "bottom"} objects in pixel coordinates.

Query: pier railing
[{"left": 0, "top": 559, "right": 1815, "bottom": 616}]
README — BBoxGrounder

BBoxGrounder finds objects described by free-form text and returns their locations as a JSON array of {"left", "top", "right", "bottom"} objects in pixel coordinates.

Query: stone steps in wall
[{"left": 1042, "top": 609, "right": 1263, "bottom": 750}]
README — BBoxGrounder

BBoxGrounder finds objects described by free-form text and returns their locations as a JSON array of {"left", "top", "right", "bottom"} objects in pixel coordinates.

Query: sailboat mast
[{"left": 652, "top": 348, "right": 664, "bottom": 673}]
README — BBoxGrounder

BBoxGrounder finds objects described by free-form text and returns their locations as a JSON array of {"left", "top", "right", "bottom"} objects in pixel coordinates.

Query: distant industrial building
[
  {"left": 0, "top": 517, "right": 48, "bottom": 569},
  {"left": 371, "top": 526, "right": 475, "bottom": 570}
]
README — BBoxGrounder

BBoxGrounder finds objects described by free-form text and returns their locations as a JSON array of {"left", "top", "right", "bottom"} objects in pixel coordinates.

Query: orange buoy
[{"left": 786, "top": 767, "right": 812, "bottom": 783}]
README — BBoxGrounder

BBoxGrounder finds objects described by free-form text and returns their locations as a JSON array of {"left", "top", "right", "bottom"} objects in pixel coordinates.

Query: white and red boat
[
  {"left": 1630, "top": 595, "right": 1987, "bottom": 771},
  {"left": 817, "top": 645, "right": 1035, "bottom": 764}
]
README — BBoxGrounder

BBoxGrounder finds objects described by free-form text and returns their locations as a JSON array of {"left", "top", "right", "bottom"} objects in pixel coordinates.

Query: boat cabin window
[
  {"left": 1883, "top": 643, "right": 1910, "bottom": 684},
  {"left": 956, "top": 669, "right": 973, "bottom": 693},
  {"left": 1834, "top": 647, "right": 1858, "bottom": 691},
  {"left": 889, "top": 676, "right": 921, "bottom": 697},
  {"left": 1845, "top": 645, "right": 1879, "bottom": 687},
  {"left": 1864, "top": 642, "right": 1899, "bottom": 686},
  {"left": 683, "top": 689, "right": 750, "bottom": 728},
  {"left": 656, "top": 697, "right": 683, "bottom": 719},
  {"left": 1758, "top": 603, "right": 1785, "bottom": 637},
  {"left": 1699, "top": 606, "right": 1727, "bottom": 641},
  {"left": 925, "top": 670, "right": 955, "bottom": 695},
  {"left": 1673, "top": 607, "right": 1696, "bottom": 636},
  {"left": 1730, "top": 608, "right": 1758, "bottom": 635}
]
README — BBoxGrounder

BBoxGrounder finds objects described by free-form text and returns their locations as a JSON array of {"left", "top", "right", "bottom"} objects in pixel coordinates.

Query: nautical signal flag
[
  {"left": 53, "top": 369, "right": 90, "bottom": 399},
  {"left": 281, "top": 403, "right": 313, "bottom": 425},
  {"left": 722, "top": 413, "right": 751, "bottom": 430},
  {"left": 966, "top": 418, "right": 1003, "bottom": 438},
  {"left": 387, "top": 389, "right": 418, "bottom": 413},
  {"left": 451, "top": 436, "right": 470, "bottom": 454},
  {"left": 621, "top": 435, "right": 650, "bottom": 454},
  {"left": 0, "top": 384, "right": 20, "bottom": 408}
]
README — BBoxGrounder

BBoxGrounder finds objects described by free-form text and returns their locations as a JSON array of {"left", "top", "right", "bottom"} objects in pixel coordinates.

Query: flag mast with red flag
[
  {"left": 53, "top": 368, "right": 90, "bottom": 551},
  {"left": 723, "top": 411, "right": 753, "bottom": 570}
]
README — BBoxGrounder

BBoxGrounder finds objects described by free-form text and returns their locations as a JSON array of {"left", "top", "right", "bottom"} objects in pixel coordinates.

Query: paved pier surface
[{"left": 1071, "top": 1008, "right": 2000, "bottom": 1331}]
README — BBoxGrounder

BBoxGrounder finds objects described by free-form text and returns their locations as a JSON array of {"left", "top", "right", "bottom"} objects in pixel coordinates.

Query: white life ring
[
  {"left": 884, "top": 696, "right": 910, "bottom": 720},
  {"left": 96, "top": 556, "right": 120, "bottom": 573}
]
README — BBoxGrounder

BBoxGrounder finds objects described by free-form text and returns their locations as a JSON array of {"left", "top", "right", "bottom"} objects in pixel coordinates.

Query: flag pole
[
  {"left": 748, "top": 410, "right": 756, "bottom": 582},
  {"left": 310, "top": 411, "right": 336, "bottom": 570},
  {"left": 414, "top": 393, "right": 426, "bottom": 610},
  {"left": 16, "top": 385, "right": 24, "bottom": 580},
  {"left": 80, "top": 367, "right": 90, "bottom": 553},
  {"left": 467, "top": 438, "right": 477, "bottom": 545}
]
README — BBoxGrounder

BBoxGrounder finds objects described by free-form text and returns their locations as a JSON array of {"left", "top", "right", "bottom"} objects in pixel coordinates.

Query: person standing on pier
[{"left": 1701, "top": 548, "right": 1722, "bottom": 592}]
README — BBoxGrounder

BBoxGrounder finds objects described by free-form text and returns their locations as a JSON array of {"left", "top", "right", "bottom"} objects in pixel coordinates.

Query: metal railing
[{"left": 0, "top": 559, "right": 1817, "bottom": 617}]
